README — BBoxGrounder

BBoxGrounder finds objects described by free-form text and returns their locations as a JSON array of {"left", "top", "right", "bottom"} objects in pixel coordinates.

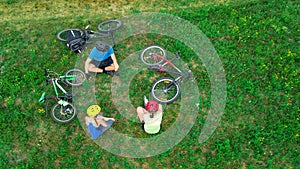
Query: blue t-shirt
[{"left": 89, "top": 47, "right": 114, "bottom": 62}]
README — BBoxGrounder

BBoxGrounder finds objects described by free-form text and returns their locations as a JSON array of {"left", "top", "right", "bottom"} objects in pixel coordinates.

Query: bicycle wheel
[
  {"left": 140, "top": 45, "right": 166, "bottom": 66},
  {"left": 64, "top": 68, "right": 86, "bottom": 87},
  {"left": 51, "top": 102, "right": 76, "bottom": 123},
  {"left": 56, "top": 29, "right": 84, "bottom": 42},
  {"left": 151, "top": 77, "right": 181, "bottom": 104},
  {"left": 97, "top": 20, "right": 123, "bottom": 32}
]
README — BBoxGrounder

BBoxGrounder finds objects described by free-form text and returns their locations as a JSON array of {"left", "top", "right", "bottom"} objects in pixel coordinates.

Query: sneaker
[
  {"left": 106, "top": 71, "right": 114, "bottom": 77},
  {"left": 85, "top": 73, "right": 91, "bottom": 79},
  {"left": 114, "top": 70, "right": 120, "bottom": 76}
]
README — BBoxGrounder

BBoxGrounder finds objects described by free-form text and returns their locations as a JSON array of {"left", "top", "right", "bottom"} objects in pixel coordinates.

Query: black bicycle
[{"left": 56, "top": 19, "right": 122, "bottom": 52}]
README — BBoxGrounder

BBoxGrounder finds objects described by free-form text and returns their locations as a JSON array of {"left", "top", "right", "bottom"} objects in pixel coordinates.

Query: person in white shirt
[{"left": 136, "top": 98, "right": 163, "bottom": 134}]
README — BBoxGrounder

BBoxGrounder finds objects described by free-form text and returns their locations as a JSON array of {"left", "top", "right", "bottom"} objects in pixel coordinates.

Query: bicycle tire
[
  {"left": 151, "top": 77, "right": 181, "bottom": 104},
  {"left": 64, "top": 68, "right": 86, "bottom": 87},
  {"left": 51, "top": 102, "right": 76, "bottom": 123},
  {"left": 140, "top": 45, "right": 166, "bottom": 66},
  {"left": 97, "top": 20, "right": 123, "bottom": 32},
  {"left": 56, "top": 29, "right": 84, "bottom": 42}
]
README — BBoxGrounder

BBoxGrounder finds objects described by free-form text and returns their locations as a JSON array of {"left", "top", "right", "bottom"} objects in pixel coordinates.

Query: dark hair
[{"left": 95, "top": 41, "right": 109, "bottom": 52}]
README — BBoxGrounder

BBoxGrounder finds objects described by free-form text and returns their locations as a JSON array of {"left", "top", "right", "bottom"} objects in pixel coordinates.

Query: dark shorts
[{"left": 91, "top": 57, "right": 113, "bottom": 69}]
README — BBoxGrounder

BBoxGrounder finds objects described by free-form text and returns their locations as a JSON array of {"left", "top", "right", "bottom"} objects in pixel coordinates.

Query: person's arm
[
  {"left": 101, "top": 116, "right": 115, "bottom": 121},
  {"left": 142, "top": 108, "right": 149, "bottom": 114},
  {"left": 85, "top": 58, "right": 92, "bottom": 74},
  {"left": 110, "top": 53, "right": 119, "bottom": 71},
  {"left": 158, "top": 104, "right": 163, "bottom": 113},
  {"left": 85, "top": 116, "right": 91, "bottom": 125}
]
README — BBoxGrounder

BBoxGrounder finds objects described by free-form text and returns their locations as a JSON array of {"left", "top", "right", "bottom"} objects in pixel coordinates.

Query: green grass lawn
[{"left": 0, "top": 0, "right": 299, "bottom": 168}]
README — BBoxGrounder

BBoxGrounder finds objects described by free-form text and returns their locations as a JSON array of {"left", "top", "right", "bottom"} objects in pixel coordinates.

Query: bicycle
[
  {"left": 38, "top": 68, "right": 86, "bottom": 123},
  {"left": 140, "top": 45, "right": 191, "bottom": 104},
  {"left": 56, "top": 19, "right": 123, "bottom": 52}
]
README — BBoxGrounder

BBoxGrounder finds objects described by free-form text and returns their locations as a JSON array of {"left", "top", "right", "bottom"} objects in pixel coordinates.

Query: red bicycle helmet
[{"left": 146, "top": 100, "right": 159, "bottom": 112}]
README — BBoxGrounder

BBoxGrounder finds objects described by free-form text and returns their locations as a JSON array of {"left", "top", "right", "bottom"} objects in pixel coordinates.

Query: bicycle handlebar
[
  {"left": 85, "top": 21, "right": 91, "bottom": 30},
  {"left": 44, "top": 69, "right": 48, "bottom": 76},
  {"left": 186, "top": 64, "right": 192, "bottom": 79},
  {"left": 46, "top": 78, "right": 51, "bottom": 85},
  {"left": 175, "top": 51, "right": 180, "bottom": 59},
  {"left": 39, "top": 92, "right": 46, "bottom": 103}
]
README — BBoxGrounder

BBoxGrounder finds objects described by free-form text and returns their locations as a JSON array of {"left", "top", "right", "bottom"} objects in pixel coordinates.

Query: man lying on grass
[{"left": 84, "top": 41, "right": 119, "bottom": 77}]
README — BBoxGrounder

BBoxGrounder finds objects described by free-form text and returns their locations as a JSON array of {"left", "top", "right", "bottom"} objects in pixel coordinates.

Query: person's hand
[
  {"left": 114, "top": 63, "right": 119, "bottom": 71},
  {"left": 142, "top": 109, "right": 148, "bottom": 114}
]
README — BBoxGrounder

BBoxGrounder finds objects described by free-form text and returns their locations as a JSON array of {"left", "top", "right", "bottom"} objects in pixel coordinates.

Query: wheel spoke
[
  {"left": 65, "top": 69, "right": 86, "bottom": 86},
  {"left": 98, "top": 20, "right": 122, "bottom": 32},
  {"left": 152, "top": 78, "right": 180, "bottom": 103},
  {"left": 141, "top": 46, "right": 166, "bottom": 66},
  {"left": 53, "top": 104, "right": 75, "bottom": 122}
]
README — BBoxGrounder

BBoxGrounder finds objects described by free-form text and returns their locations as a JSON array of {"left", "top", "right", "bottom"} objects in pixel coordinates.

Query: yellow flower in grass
[
  {"left": 38, "top": 108, "right": 45, "bottom": 113},
  {"left": 287, "top": 49, "right": 296, "bottom": 57}
]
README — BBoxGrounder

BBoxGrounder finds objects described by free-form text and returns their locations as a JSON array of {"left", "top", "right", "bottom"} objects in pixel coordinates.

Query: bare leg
[
  {"left": 88, "top": 64, "right": 103, "bottom": 73},
  {"left": 104, "top": 64, "right": 115, "bottom": 71},
  {"left": 95, "top": 118, "right": 107, "bottom": 127}
]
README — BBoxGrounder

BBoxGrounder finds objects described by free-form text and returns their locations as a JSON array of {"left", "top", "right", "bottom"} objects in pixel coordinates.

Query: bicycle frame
[
  {"left": 51, "top": 78, "right": 69, "bottom": 97},
  {"left": 83, "top": 22, "right": 116, "bottom": 44},
  {"left": 149, "top": 53, "right": 190, "bottom": 82},
  {"left": 39, "top": 70, "right": 73, "bottom": 116}
]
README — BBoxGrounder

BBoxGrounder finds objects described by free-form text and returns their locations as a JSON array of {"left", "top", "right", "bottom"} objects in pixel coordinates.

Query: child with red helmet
[{"left": 136, "top": 96, "right": 163, "bottom": 134}]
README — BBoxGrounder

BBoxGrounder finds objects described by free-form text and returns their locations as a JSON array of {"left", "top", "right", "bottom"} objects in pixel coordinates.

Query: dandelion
[
  {"left": 4, "top": 96, "right": 11, "bottom": 103},
  {"left": 233, "top": 25, "right": 239, "bottom": 32},
  {"left": 38, "top": 108, "right": 45, "bottom": 113},
  {"left": 287, "top": 49, "right": 296, "bottom": 57}
]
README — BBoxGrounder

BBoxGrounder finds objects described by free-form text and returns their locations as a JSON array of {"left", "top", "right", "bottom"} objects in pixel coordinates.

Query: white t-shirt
[{"left": 143, "top": 111, "right": 163, "bottom": 134}]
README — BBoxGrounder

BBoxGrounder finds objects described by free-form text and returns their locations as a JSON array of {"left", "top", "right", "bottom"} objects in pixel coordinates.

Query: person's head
[
  {"left": 95, "top": 41, "right": 110, "bottom": 52},
  {"left": 87, "top": 105, "right": 101, "bottom": 118},
  {"left": 146, "top": 100, "right": 159, "bottom": 118}
]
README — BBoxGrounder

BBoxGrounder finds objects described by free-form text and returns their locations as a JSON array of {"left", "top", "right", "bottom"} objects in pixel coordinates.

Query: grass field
[{"left": 0, "top": 0, "right": 299, "bottom": 168}]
